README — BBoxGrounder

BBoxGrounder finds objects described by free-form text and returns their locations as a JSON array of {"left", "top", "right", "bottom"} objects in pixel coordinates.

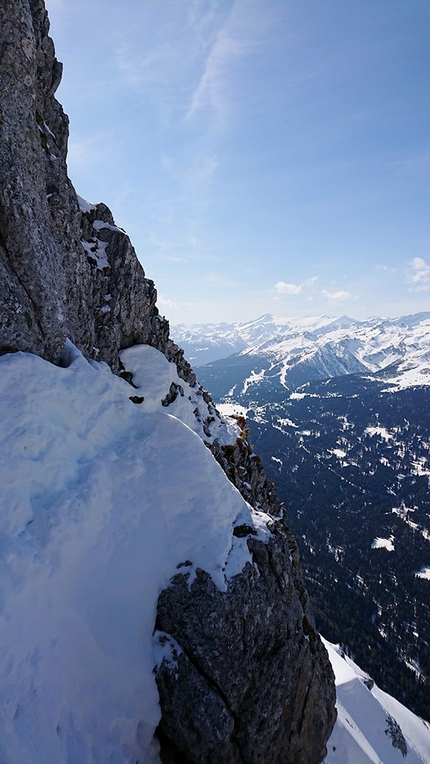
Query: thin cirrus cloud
[
  {"left": 406, "top": 257, "right": 430, "bottom": 291},
  {"left": 114, "top": 41, "right": 176, "bottom": 94},
  {"left": 187, "top": 27, "right": 248, "bottom": 126},
  {"left": 186, "top": 0, "right": 263, "bottom": 130},
  {"left": 374, "top": 264, "right": 397, "bottom": 273},
  {"left": 113, "top": 4, "right": 234, "bottom": 112},
  {"left": 157, "top": 294, "right": 180, "bottom": 311}
]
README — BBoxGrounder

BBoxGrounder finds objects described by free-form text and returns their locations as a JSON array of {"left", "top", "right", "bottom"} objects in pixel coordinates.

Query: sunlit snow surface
[
  {"left": 415, "top": 567, "right": 430, "bottom": 580},
  {"left": 323, "top": 639, "right": 430, "bottom": 764},
  {"left": 0, "top": 344, "right": 270, "bottom": 764},
  {"left": 371, "top": 537, "right": 395, "bottom": 552}
]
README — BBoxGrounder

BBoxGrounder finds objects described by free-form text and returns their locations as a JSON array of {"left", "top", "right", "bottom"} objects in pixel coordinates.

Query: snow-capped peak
[{"left": 172, "top": 312, "right": 430, "bottom": 391}]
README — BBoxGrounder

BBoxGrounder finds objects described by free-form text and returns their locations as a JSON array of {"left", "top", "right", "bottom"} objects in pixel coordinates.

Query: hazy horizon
[{"left": 170, "top": 307, "right": 430, "bottom": 329}]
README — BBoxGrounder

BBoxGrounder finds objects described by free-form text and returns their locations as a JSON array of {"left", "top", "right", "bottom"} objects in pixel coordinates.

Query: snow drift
[
  {"left": 0, "top": 344, "right": 269, "bottom": 763},
  {"left": 323, "top": 639, "right": 430, "bottom": 764}
]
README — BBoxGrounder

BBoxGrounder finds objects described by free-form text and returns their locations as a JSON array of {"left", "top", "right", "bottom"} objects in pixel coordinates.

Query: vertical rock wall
[{"left": 0, "top": 0, "right": 192, "bottom": 378}]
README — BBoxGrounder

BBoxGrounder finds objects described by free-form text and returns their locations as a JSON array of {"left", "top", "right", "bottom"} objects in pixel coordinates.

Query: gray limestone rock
[
  {"left": 155, "top": 518, "right": 336, "bottom": 764},
  {"left": 0, "top": 0, "right": 193, "bottom": 380},
  {"left": 0, "top": 2, "right": 336, "bottom": 762}
]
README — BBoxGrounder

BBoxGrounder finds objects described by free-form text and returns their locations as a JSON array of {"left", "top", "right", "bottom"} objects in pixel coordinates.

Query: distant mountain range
[
  {"left": 172, "top": 312, "right": 430, "bottom": 393},
  {"left": 173, "top": 313, "right": 430, "bottom": 722}
]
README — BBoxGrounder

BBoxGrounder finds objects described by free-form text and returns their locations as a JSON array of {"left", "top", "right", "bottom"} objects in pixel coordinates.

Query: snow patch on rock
[{"left": 371, "top": 536, "right": 395, "bottom": 552}]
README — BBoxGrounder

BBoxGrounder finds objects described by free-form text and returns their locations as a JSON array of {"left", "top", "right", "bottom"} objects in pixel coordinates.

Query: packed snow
[
  {"left": 241, "top": 368, "right": 266, "bottom": 395},
  {"left": 76, "top": 193, "right": 97, "bottom": 213},
  {"left": 0, "top": 344, "right": 271, "bottom": 763},
  {"left": 92, "top": 219, "right": 124, "bottom": 234},
  {"left": 201, "top": 400, "right": 248, "bottom": 423},
  {"left": 415, "top": 567, "right": 430, "bottom": 580},
  {"left": 323, "top": 639, "right": 430, "bottom": 763},
  {"left": 330, "top": 448, "right": 347, "bottom": 459},
  {"left": 365, "top": 426, "right": 394, "bottom": 441},
  {"left": 278, "top": 417, "right": 298, "bottom": 429},
  {"left": 80, "top": 237, "right": 110, "bottom": 270},
  {"left": 371, "top": 537, "right": 395, "bottom": 552}
]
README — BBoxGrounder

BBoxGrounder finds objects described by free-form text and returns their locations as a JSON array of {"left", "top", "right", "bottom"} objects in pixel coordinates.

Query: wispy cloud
[
  {"left": 115, "top": 41, "right": 173, "bottom": 93},
  {"left": 113, "top": 8, "right": 202, "bottom": 98},
  {"left": 275, "top": 281, "right": 302, "bottom": 295},
  {"left": 374, "top": 264, "right": 396, "bottom": 273},
  {"left": 322, "top": 289, "right": 354, "bottom": 302},
  {"left": 206, "top": 272, "right": 236, "bottom": 289},
  {"left": 186, "top": 24, "right": 249, "bottom": 127},
  {"left": 275, "top": 276, "right": 317, "bottom": 296},
  {"left": 146, "top": 227, "right": 209, "bottom": 265},
  {"left": 406, "top": 257, "right": 430, "bottom": 291},
  {"left": 158, "top": 294, "right": 180, "bottom": 312},
  {"left": 157, "top": 293, "right": 197, "bottom": 320},
  {"left": 112, "top": 1, "right": 240, "bottom": 127}
]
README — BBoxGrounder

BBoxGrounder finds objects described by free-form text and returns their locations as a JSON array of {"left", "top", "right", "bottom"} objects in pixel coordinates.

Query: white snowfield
[
  {"left": 323, "top": 639, "right": 430, "bottom": 764},
  {"left": 0, "top": 344, "right": 271, "bottom": 764}
]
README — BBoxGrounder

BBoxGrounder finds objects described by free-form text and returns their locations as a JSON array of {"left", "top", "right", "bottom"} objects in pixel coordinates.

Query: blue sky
[{"left": 45, "top": 0, "right": 430, "bottom": 324}]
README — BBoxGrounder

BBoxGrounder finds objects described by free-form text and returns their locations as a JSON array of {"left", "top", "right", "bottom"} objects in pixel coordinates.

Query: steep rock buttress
[{"left": 0, "top": 2, "right": 336, "bottom": 762}]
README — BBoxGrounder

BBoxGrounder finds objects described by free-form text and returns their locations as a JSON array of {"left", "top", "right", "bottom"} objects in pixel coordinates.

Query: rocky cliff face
[
  {"left": 0, "top": 0, "right": 192, "bottom": 380},
  {"left": 0, "top": 1, "right": 336, "bottom": 761},
  {"left": 155, "top": 520, "right": 335, "bottom": 764}
]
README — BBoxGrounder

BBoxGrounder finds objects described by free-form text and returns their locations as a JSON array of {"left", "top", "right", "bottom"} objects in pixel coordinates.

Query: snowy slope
[
  {"left": 172, "top": 313, "right": 430, "bottom": 391},
  {"left": 323, "top": 639, "right": 430, "bottom": 764},
  {"left": 0, "top": 345, "right": 270, "bottom": 764}
]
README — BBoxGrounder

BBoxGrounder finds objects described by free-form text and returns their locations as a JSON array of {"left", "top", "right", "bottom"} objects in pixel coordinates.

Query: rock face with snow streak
[
  {"left": 0, "top": 1, "right": 336, "bottom": 762},
  {"left": 155, "top": 527, "right": 335, "bottom": 764},
  {"left": 0, "top": 0, "right": 192, "bottom": 380}
]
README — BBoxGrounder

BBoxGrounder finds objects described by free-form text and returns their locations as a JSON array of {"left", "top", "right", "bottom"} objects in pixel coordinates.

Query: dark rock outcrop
[
  {"left": 154, "top": 428, "right": 336, "bottom": 764},
  {"left": 155, "top": 524, "right": 335, "bottom": 764},
  {"left": 0, "top": 2, "right": 336, "bottom": 762}
]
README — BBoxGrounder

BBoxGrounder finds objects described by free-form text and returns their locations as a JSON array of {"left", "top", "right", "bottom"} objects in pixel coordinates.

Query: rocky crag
[{"left": 0, "top": 1, "right": 336, "bottom": 762}]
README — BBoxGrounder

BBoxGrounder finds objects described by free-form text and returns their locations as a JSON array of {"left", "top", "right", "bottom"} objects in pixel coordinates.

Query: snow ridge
[{"left": 323, "top": 639, "right": 430, "bottom": 764}]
